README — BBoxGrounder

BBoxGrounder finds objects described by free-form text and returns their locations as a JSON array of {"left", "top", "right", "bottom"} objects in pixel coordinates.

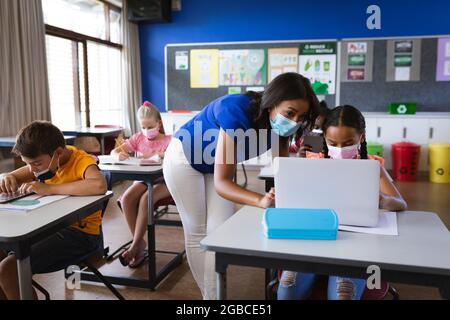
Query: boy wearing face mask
[
  {"left": 0, "top": 121, "right": 107, "bottom": 300},
  {"left": 278, "top": 105, "right": 407, "bottom": 301},
  {"left": 110, "top": 101, "right": 172, "bottom": 268}
]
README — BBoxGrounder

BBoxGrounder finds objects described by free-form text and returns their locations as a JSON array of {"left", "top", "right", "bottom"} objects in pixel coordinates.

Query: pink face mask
[
  {"left": 142, "top": 128, "right": 159, "bottom": 140},
  {"left": 327, "top": 144, "right": 360, "bottom": 159}
]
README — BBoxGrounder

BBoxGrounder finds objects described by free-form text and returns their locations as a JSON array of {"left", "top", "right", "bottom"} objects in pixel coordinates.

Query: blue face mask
[{"left": 270, "top": 113, "right": 302, "bottom": 137}]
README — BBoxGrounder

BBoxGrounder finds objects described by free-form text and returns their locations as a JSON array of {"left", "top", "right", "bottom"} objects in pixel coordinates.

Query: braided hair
[{"left": 322, "top": 105, "right": 368, "bottom": 159}]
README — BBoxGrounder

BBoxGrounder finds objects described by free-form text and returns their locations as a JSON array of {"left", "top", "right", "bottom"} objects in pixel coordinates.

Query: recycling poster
[{"left": 299, "top": 42, "right": 337, "bottom": 95}]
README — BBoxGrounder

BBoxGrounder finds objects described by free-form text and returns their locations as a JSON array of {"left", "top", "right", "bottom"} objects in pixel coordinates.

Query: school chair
[
  {"left": 266, "top": 271, "right": 399, "bottom": 300},
  {"left": 32, "top": 199, "right": 126, "bottom": 300}
]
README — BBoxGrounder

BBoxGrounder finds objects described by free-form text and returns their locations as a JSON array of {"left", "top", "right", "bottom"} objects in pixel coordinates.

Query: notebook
[
  {"left": 0, "top": 194, "right": 69, "bottom": 213},
  {"left": 98, "top": 155, "right": 161, "bottom": 166},
  {"left": 262, "top": 208, "right": 339, "bottom": 240}
]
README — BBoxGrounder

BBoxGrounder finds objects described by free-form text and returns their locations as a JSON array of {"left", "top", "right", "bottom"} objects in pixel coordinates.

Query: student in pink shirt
[{"left": 111, "top": 101, "right": 172, "bottom": 268}]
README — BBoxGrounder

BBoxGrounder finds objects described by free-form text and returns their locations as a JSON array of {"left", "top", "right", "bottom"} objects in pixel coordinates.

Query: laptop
[
  {"left": 274, "top": 157, "right": 380, "bottom": 227},
  {"left": 0, "top": 191, "right": 34, "bottom": 204}
]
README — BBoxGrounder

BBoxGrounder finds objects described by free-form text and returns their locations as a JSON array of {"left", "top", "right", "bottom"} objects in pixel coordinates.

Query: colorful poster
[
  {"left": 175, "top": 51, "right": 189, "bottom": 70},
  {"left": 299, "top": 42, "right": 337, "bottom": 94},
  {"left": 436, "top": 38, "right": 450, "bottom": 81},
  {"left": 268, "top": 48, "right": 299, "bottom": 81},
  {"left": 348, "top": 42, "right": 367, "bottom": 54},
  {"left": 190, "top": 49, "right": 219, "bottom": 88},
  {"left": 219, "top": 50, "right": 267, "bottom": 86},
  {"left": 347, "top": 69, "right": 365, "bottom": 81}
]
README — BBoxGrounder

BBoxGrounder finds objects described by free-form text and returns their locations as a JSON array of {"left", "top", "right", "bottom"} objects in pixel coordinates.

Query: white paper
[
  {"left": 175, "top": 51, "right": 189, "bottom": 70},
  {"left": 446, "top": 42, "right": 450, "bottom": 57},
  {"left": 339, "top": 212, "right": 398, "bottom": 236},
  {"left": 245, "top": 87, "right": 265, "bottom": 92},
  {"left": 395, "top": 67, "right": 410, "bottom": 81},
  {"left": 444, "top": 61, "right": 450, "bottom": 76},
  {"left": 270, "top": 68, "right": 282, "bottom": 81},
  {"left": 98, "top": 155, "right": 161, "bottom": 166},
  {"left": 0, "top": 194, "right": 69, "bottom": 213}
]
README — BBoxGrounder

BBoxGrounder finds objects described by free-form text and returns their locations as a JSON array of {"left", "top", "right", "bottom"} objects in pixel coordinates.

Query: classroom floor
[{"left": 28, "top": 169, "right": 450, "bottom": 300}]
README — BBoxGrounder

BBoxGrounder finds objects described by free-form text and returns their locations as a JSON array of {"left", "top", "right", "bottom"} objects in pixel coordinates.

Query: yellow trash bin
[{"left": 429, "top": 143, "right": 450, "bottom": 184}]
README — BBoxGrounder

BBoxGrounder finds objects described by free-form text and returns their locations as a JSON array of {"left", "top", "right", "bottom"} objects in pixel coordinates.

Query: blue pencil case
[{"left": 263, "top": 208, "right": 339, "bottom": 240}]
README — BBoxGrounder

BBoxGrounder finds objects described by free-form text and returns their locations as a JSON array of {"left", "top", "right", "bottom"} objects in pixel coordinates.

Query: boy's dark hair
[
  {"left": 13, "top": 121, "right": 66, "bottom": 158},
  {"left": 322, "top": 105, "right": 368, "bottom": 159},
  {"left": 245, "top": 72, "right": 320, "bottom": 141}
]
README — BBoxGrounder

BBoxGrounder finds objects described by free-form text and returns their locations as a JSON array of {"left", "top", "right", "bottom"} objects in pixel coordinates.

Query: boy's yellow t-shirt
[{"left": 45, "top": 146, "right": 102, "bottom": 235}]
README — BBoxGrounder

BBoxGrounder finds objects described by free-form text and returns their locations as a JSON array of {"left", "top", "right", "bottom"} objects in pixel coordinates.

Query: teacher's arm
[{"left": 214, "top": 129, "right": 274, "bottom": 209}]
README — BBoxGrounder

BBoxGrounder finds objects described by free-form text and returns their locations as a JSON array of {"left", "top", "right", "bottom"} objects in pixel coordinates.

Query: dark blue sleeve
[{"left": 214, "top": 95, "right": 253, "bottom": 132}]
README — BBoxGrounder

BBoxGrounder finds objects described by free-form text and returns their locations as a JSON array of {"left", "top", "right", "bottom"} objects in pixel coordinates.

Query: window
[{"left": 43, "top": 0, "right": 124, "bottom": 129}]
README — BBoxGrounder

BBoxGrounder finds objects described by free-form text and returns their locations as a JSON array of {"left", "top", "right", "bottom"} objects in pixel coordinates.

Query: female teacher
[{"left": 163, "top": 73, "right": 320, "bottom": 299}]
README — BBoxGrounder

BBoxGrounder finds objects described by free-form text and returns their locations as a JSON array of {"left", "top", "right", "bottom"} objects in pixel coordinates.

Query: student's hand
[
  {"left": 157, "top": 151, "right": 165, "bottom": 159},
  {"left": 118, "top": 152, "right": 130, "bottom": 161},
  {"left": 0, "top": 174, "right": 19, "bottom": 194},
  {"left": 258, "top": 188, "right": 275, "bottom": 208},
  {"left": 19, "top": 181, "right": 53, "bottom": 196}
]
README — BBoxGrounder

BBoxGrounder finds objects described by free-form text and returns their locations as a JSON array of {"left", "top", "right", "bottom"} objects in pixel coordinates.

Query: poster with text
[
  {"left": 190, "top": 49, "right": 219, "bottom": 88},
  {"left": 268, "top": 48, "right": 299, "bottom": 82},
  {"left": 299, "top": 42, "right": 336, "bottom": 94}
]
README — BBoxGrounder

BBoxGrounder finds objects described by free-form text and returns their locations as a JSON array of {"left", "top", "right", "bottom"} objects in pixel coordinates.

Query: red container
[{"left": 391, "top": 142, "right": 421, "bottom": 182}]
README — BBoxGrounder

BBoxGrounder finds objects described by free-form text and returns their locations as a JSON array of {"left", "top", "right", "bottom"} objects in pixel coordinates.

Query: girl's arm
[
  {"left": 379, "top": 166, "right": 407, "bottom": 211},
  {"left": 111, "top": 143, "right": 131, "bottom": 156},
  {"left": 214, "top": 129, "right": 275, "bottom": 208}
]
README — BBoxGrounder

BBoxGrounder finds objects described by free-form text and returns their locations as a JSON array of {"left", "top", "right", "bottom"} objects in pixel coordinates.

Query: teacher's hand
[{"left": 258, "top": 188, "right": 275, "bottom": 208}]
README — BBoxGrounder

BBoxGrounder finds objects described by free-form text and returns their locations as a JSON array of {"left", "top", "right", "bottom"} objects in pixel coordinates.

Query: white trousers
[{"left": 163, "top": 138, "right": 235, "bottom": 299}]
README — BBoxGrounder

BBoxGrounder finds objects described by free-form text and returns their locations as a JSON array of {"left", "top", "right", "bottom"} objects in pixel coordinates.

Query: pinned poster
[
  {"left": 341, "top": 41, "right": 374, "bottom": 82},
  {"left": 190, "top": 49, "right": 219, "bottom": 88},
  {"left": 219, "top": 49, "right": 267, "bottom": 86},
  {"left": 268, "top": 48, "right": 299, "bottom": 81},
  {"left": 386, "top": 39, "right": 421, "bottom": 82},
  {"left": 299, "top": 42, "right": 336, "bottom": 94},
  {"left": 175, "top": 51, "right": 189, "bottom": 70},
  {"left": 436, "top": 38, "right": 450, "bottom": 81}
]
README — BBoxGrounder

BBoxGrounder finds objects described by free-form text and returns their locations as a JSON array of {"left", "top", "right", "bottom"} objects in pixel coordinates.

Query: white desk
[
  {"left": 0, "top": 192, "right": 113, "bottom": 300},
  {"left": 201, "top": 206, "right": 450, "bottom": 300},
  {"left": 90, "top": 164, "right": 184, "bottom": 290}
]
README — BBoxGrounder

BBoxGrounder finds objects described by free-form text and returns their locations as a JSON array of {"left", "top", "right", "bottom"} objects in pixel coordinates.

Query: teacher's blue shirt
[{"left": 174, "top": 94, "right": 272, "bottom": 173}]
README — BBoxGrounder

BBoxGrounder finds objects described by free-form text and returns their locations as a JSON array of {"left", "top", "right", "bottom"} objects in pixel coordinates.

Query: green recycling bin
[{"left": 367, "top": 142, "right": 383, "bottom": 157}]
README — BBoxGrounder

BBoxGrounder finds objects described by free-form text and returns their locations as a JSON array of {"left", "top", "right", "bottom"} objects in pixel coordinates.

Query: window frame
[{"left": 44, "top": 0, "right": 123, "bottom": 127}]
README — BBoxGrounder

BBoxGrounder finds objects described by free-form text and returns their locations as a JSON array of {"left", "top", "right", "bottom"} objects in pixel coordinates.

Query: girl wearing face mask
[
  {"left": 278, "top": 105, "right": 407, "bottom": 301},
  {"left": 111, "top": 101, "right": 172, "bottom": 268},
  {"left": 163, "top": 73, "right": 320, "bottom": 299}
]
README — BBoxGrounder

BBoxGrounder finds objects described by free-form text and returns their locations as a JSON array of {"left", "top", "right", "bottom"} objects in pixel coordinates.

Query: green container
[
  {"left": 388, "top": 103, "right": 417, "bottom": 115},
  {"left": 367, "top": 142, "right": 383, "bottom": 157}
]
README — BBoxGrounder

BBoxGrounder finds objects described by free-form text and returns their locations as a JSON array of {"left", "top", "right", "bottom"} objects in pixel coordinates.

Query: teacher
[{"left": 163, "top": 73, "right": 320, "bottom": 299}]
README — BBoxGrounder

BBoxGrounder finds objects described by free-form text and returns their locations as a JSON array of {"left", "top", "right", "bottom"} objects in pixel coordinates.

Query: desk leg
[
  {"left": 216, "top": 272, "right": 226, "bottom": 300},
  {"left": 100, "top": 137, "right": 105, "bottom": 155},
  {"left": 216, "top": 253, "right": 227, "bottom": 300},
  {"left": 17, "top": 256, "right": 34, "bottom": 300},
  {"left": 147, "top": 182, "right": 156, "bottom": 290}
]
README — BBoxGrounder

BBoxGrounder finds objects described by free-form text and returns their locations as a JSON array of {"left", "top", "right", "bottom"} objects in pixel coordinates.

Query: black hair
[
  {"left": 245, "top": 73, "right": 320, "bottom": 141},
  {"left": 322, "top": 105, "right": 368, "bottom": 159},
  {"left": 13, "top": 121, "right": 66, "bottom": 158}
]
